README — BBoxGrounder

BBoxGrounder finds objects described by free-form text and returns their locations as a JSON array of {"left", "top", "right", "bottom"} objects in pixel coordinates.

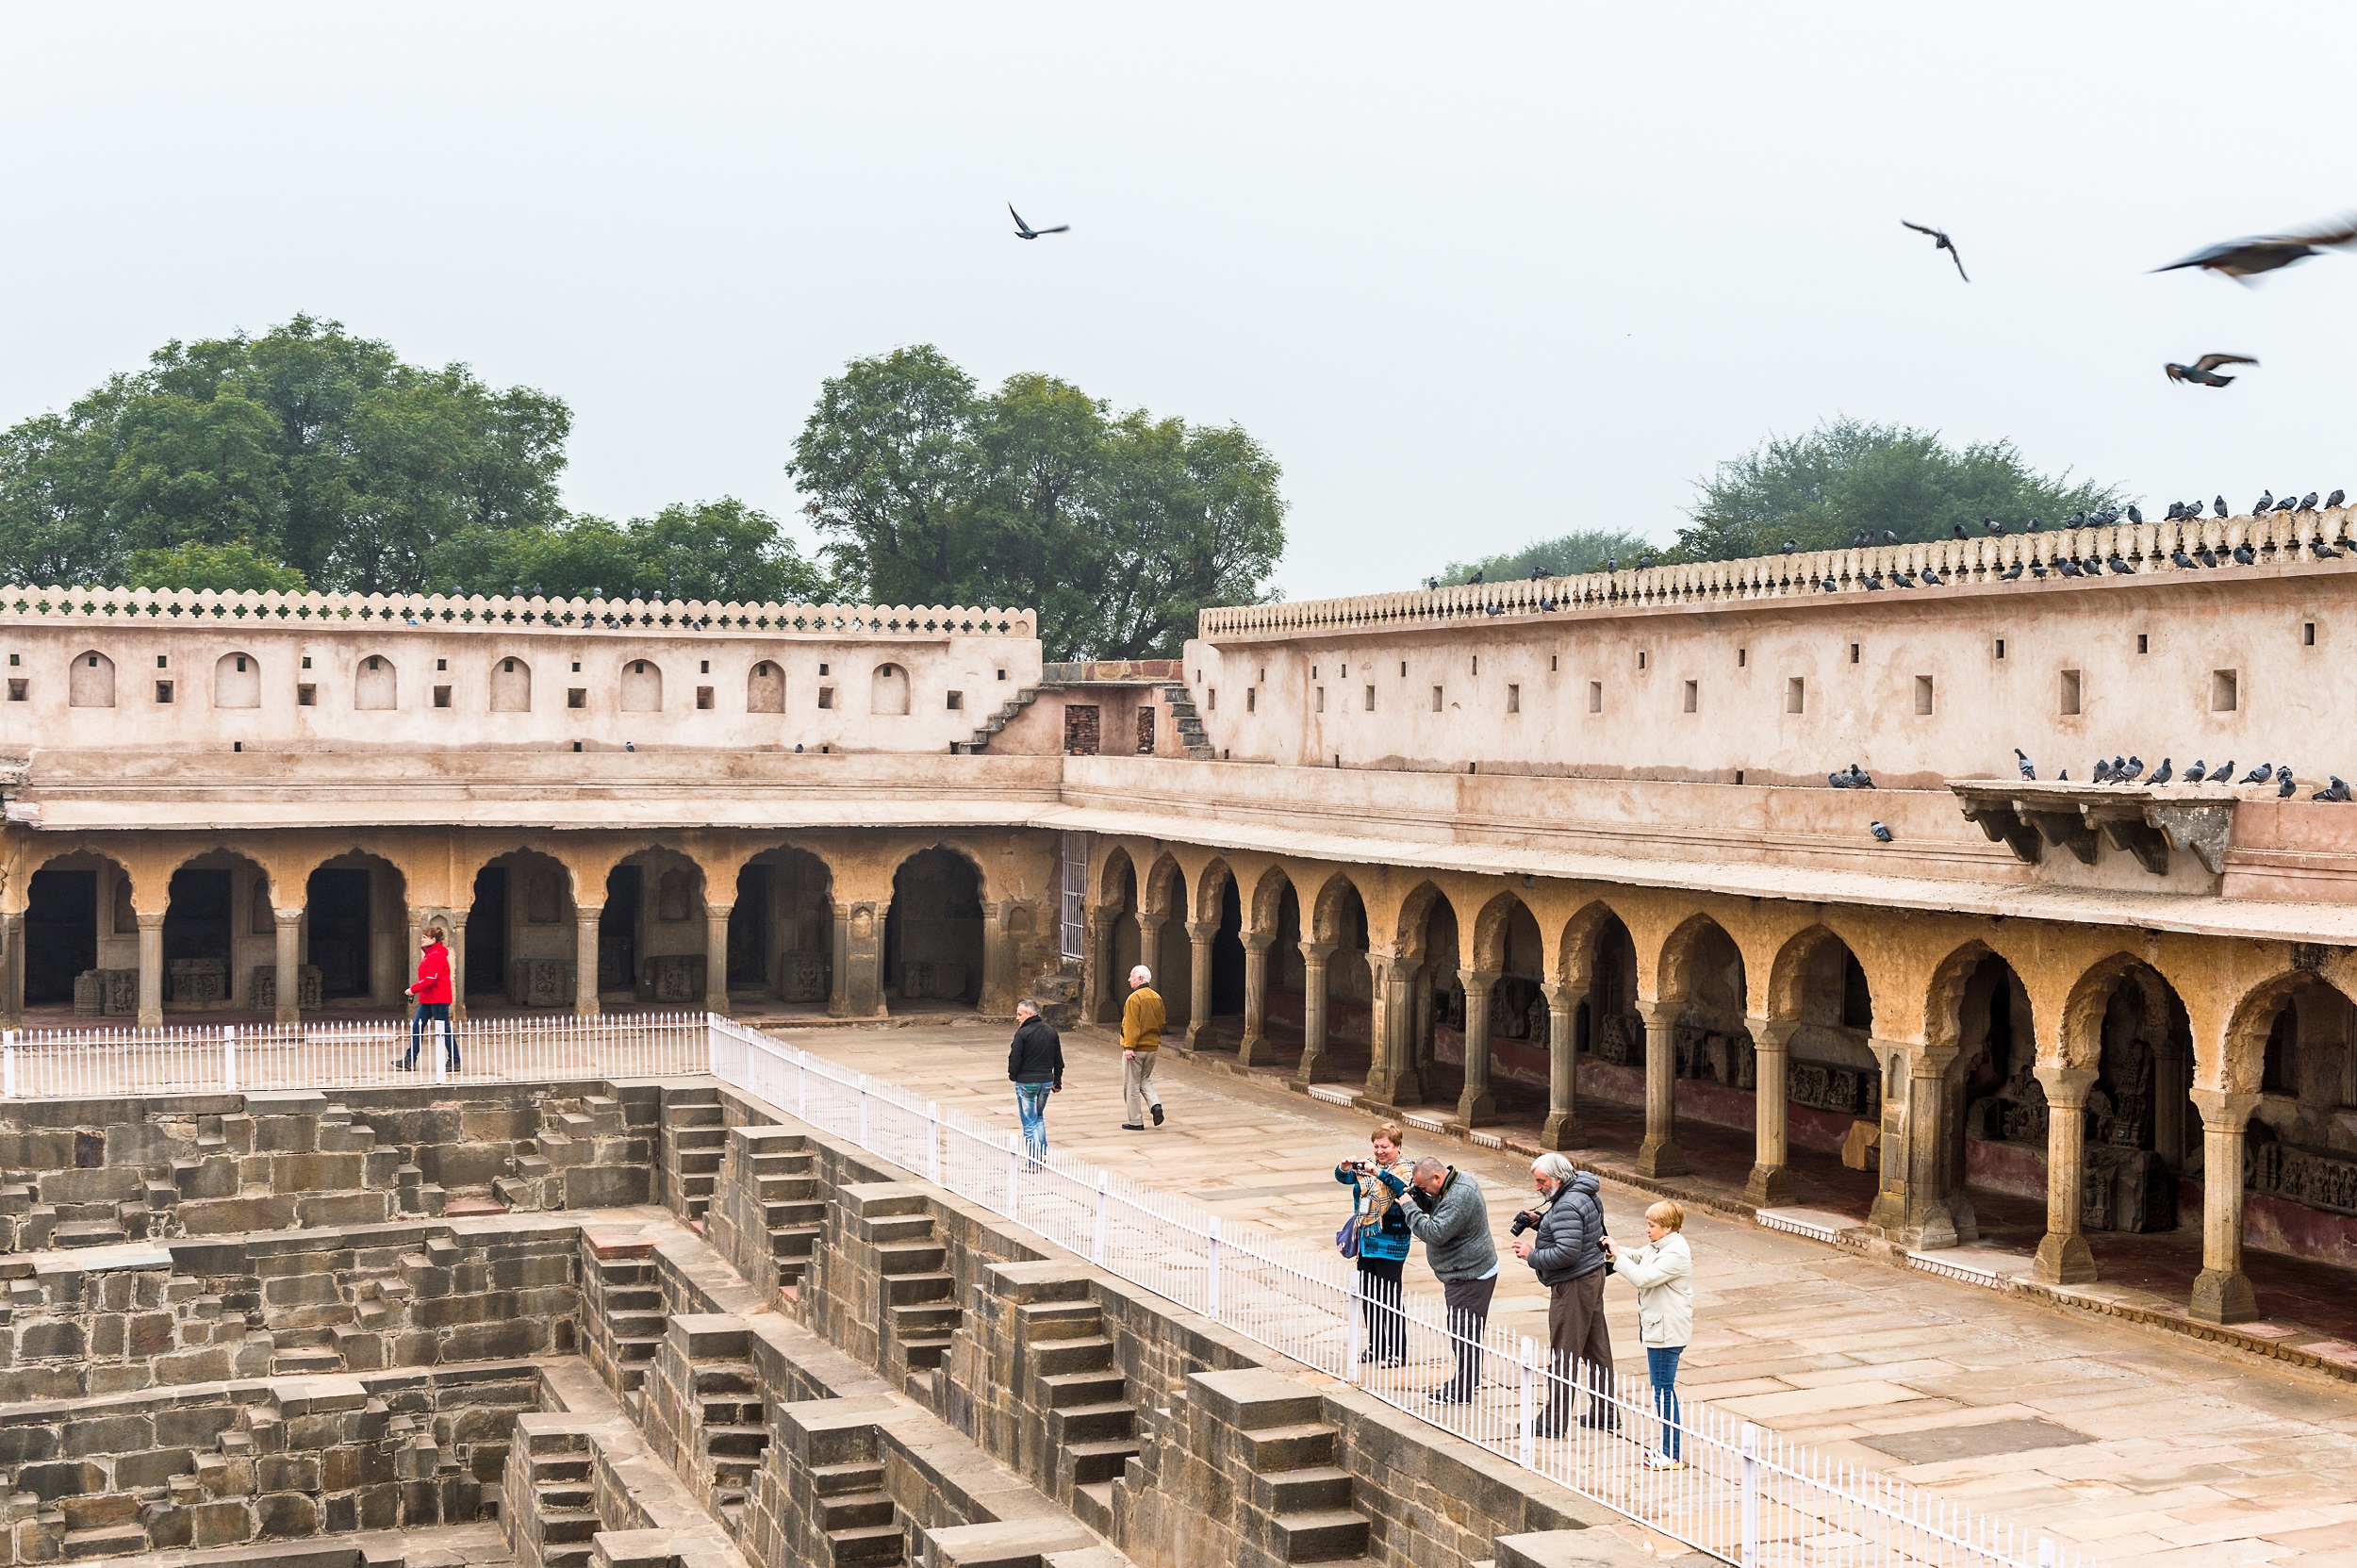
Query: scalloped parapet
[
  {"left": 0, "top": 584, "right": 1035, "bottom": 639},
  {"left": 1196, "top": 506, "right": 2357, "bottom": 638}
]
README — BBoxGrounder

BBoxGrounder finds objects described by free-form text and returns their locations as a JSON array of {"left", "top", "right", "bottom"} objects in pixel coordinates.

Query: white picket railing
[
  {"left": 0, "top": 1012, "right": 2085, "bottom": 1568},
  {"left": 706, "top": 1017, "right": 2087, "bottom": 1568}
]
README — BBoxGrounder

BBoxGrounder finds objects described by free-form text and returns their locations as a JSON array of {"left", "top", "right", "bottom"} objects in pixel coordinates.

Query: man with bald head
[{"left": 1118, "top": 964, "right": 1166, "bottom": 1131}]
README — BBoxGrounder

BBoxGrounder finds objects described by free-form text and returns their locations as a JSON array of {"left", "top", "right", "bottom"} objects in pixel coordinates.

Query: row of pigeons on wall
[{"left": 2013, "top": 749, "right": 2351, "bottom": 801}]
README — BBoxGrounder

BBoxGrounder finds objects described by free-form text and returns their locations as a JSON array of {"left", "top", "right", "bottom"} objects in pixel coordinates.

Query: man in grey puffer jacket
[
  {"left": 1379, "top": 1157, "right": 1497, "bottom": 1403},
  {"left": 1512, "top": 1152, "right": 1617, "bottom": 1436}
]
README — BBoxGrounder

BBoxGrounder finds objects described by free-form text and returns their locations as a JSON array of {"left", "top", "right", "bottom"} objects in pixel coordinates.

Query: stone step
[
  {"left": 809, "top": 1461, "right": 885, "bottom": 1496},
  {"left": 705, "top": 1424, "right": 769, "bottom": 1459},
  {"left": 826, "top": 1524, "right": 906, "bottom": 1566},
  {"left": 1070, "top": 1479, "right": 1115, "bottom": 1536},
  {"left": 53, "top": 1222, "right": 129, "bottom": 1248},
  {"left": 61, "top": 1524, "right": 148, "bottom": 1560},
  {"left": 1017, "top": 1302, "right": 1103, "bottom": 1341},
  {"left": 1270, "top": 1509, "right": 1370, "bottom": 1563},
  {"left": 765, "top": 1198, "right": 825, "bottom": 1227},
  {"left": 873, "top": 1240, "right": 945, "bottom": 1275},
  {"left": 538, "top": 1483, "right": 594, "bottom": 1511},
  {"left": 899, "top": 1334, "right": 955, "bottom": 1370},
  {"left": 272, "top": 1347, "right": 344, "bottom": 1375},
  {"left": 533, "top": 1457, "right": 593, "bottom": 1482},
  {"left": 1241, "top": 1423, "right": 1338, "bottom": 1472},
  {"left": 1064, "top": 1439, "right": 1140, "bottom": 1487},
  {"left": 820, "top": 1490, "right": 895, "bottom": 1532},
  {"left": 1030, "top": 1335, "right": 1114, "bottom": 1376},
  {"left": 862, "top": 1213, "right": 935, "bottom": 1244},
  {"left": 1037, "top": 1371, "right": 1126, "bottom": 1410},
  {"left": 1254, "top": 1464, "right": 1354, "bottom": 1514},
  {"left": 667, "top": 1102, "right": 724, "bottom": 1127},
  {"left": 695, "top": 1364, "right": 756, "bottom": 1395},
  {"left": 544, "top": 1547, "right": 594, "bottom": 1568},
  {"left": 538, "top": 1508, "right": 602, "bottom": 1544},
  {"left": 892, "top": 1301, "right": 960, "bottom": 1335},
  {"left": 884, "top": 1272, "right": 953, "bottom": 1306},
  {"left": 770, "top": 1223, "right": 821, "bottom": 1258},
  {"left": 1047, "top": 1402, "right": 1135, "bottom": 1445}
]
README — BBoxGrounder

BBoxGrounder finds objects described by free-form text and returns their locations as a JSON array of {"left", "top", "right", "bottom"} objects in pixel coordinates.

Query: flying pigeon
[
  {"left": 1009, "top": 204, "right": 1071, "bottom": 239},
  {"left": 2278, "top": 766, "right": 2298, "bottom": 798},
  {"left": 2184, "top": 760, "right": 2208, "bottom": 783},
  {"left": 1902, "top": 221, "right": 1969, "bottom": 281},
  {"left": 2154, "top": 215, "right": 2357, "bottom": 280},
  {"left": 2015, "top": 748, "right": 2036, "bottom": 780},
  {"left": 2241, "top": 762, "right": 2274, "bottom": 784},
  {"left": 1870, "top": 821, "right": 1895, "bottom": 843},
  {"left": 2166, "top": 354, "right": 2259, "bottom": 388},
  {"left": 2316, "top": 776, "right": 2352, "bottom": 802},
  {"left": 2150, "top": 757, "right": 2173, "bottom": 785}
]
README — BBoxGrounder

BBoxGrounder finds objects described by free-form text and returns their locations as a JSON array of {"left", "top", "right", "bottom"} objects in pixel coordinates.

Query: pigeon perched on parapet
[
  {"left": 1783, "top": 538, "right": 1799, "bottom": 553},
  {"left": 2167, "top": 502, "right": 2186, "bottom": 520},
  {"left": 1986, "top": 518, "right": 2004, "bottom": 536},
  {"left": 1920, "top": 566, "right": 1944, "bottom": 586},
  {"left": 2016, "top": 748, "right": 2036, "bottom": 779},
  {"left": 2316, "top": 776, "right": 2352, "bottom": 802},
  {"left": 2212, "top": 760, "right": 2234, "bottom": 785},
  {"left": 2093, "top": 758, "right": 2115, "bottom": 784},
  {"left": 2184, "top": 759, "right": 2209, "bottom": 783},
  {"left": 2172, "top": 546, "right": 2198, "bottom": 569},
  {"left": 2331, "top": 489, "right": 2348, "bottom": 509},
  {"left": 2120, "top": 755, "right": 2146, "bottom": 782},
  {"left": 1902, "top": 221, "right": 1970, "bottom": 281},
  {"left": 2026, "top": 518, "right": 2041, "bottom": 532},
  {"left": 1870, "top": 821, "right": 1895, "bottom": 843},
  {"left": 2241, "top": 762, "right": 2275, "bottom": 784},
  {"left": 2154, "top": 215, "right": 2357, "bottom": 280},
  {"left": 1953, "top": 522, "right": 1970, "bottom": 539},
  {"left": 1821, "top": 578, "right": 1838, "bottom": 592},
  {"left": 2057, "top": 769, "right": 2069, "bottom": 781},
  {"left": 2058, "top": 557, "right": 2085, "bottom": 577},
  {"left": 2233, "top": 542, "right": 2257, "bottom": 566},
  {"left": 2301, "top": 492, "right": 2319, "bottom": 511},
  {"left": 2128, "top": 504, "right": 2144, "bottom": 525},
  {"left": 2150, "top": 757, "right": 2173, "bottom": 784},
  {"left": 2215, "top": 496, "right": 2230, "bottom": 518},
  {"left": 2279, "top": 495, "right": 2299, "bottom": 514},
  {"left": 2314, "top": 536, "right": 2340, "bottom": 559},
  {"left": 2279, "top": 767, "right": 2299, "bottom": 798},
  {"left": 2165, "top": 354, "right": 2259, "bottom": 388},
  {"left": 2199, "top": 544, "right": 2220, "bottom": 568},
  {"left": 1863, "top": 572, "right": 1886, "bottom": 590},
  {"left": 2256, "top": 490, "right": 2275, "bottom": 514},
  {"left": 2107, "top": 553, "right": 2136, "bottom": 574},
  {"left": 2000, "top": 562, "right": 2025, "bottom": 581}
]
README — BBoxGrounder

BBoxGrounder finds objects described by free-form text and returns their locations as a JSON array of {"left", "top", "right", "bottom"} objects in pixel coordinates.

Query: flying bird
[
  {"left": 1008, "top": 204, "right": 1071, "bottom": 239},
  {"left": 1902, "top": 221, "right": 1969, "bottom": 281},
  {"left": 1870, "top": 821, "right": 1895, "bottom": 843},
  {"left": 2166, "top": 354, "right": 2259, "bottom": 388},
  {"left": 2155, "top": 215, "right": 2357, "bottom": 281}
]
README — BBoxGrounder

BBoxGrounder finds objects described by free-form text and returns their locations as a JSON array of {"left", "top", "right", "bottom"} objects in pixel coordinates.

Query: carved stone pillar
[
  {"left": 1635, "top": 1001, "right": 1685, "bottom": 1177},
  {"left": 1871, "top": 1043, "right": 1961, "bottom": 1248},
  {"left": 1185, "top": 920, "right": 1217, "bottom": 1048},
  {"left": 1296, "top": 941, "right": 1334, "bottom": 1082},
  {"left": 0, "top": 910, "right": 23, "bottom": 1028},
  {"left": 1137, "top": 913, "right": 1166, "bottom": 1000},
  {"left": 137, "top": 911, "right": 165, "bottom": 1028},
  {"left": 2188, "top": 1088, "right": 2261, "bottom": 1324},
  {"left": 446, "top": 912, "right": 469, "bottom": 1023},
  {"left": 1081, "top": 907, "right": 1112, "bottom": 1024},
  {"left": 1456, "top": 968, "right": 1498, "bottom": 1126},
  {"left": 574, "top": 909, "right": 602, "bottom": 1016},
  {"left": 830, "top": 902, "right": 851, "bottom": 1016},
  {"left": 2152, "top": 1041, "right": 2190, "bottom": 1170},
  {"left": 1363, "top": 953, "right": 1422, "bottom": 1104},
  {"left": 272, "top": 909, "right": 303, "bottom": 1027},
  {"left": 1744, "top": 1016, "right": 1797, "bottom": 1207},
  {"left": 704, "top": 902, "right": 733, "bottom": 1015},
  {"left": 404, "top": 910, "right": 425, "bottom": 1012},
  {"left": 1539, "top": 983, "right": 1585, "bottom": 1149},
  {"left": 1238, "top": 933, "right": 1275, "bottom": 1065},
  {"left": 2032, "top": 1065, "right": 2099, "bottom": 1284},
  {"left": 838, "top": 901, "right": 886, "bottom": 1019},
  {"left": 980, "top": 901, "right": 1021, "bottom": 1017}
]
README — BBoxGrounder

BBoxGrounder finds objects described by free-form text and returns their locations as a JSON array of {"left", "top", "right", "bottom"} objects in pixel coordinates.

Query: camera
[{"left": 1509, "top": 1210, "right": 1539, "bottom": 1237}]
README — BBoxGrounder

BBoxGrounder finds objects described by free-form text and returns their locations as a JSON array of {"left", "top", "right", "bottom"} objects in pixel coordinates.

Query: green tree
[
  {"left": 1440, "top": 527, "right": 1656, "bottom": 584},
  {"left": 788, "top": 346, "right": 1286, "bottom": 658},
  {"left": 124, "top": 539, "right": 309, "bottom": 593},
  {"left": 0, "top": 315, "right": 570, "bottom": 592},
  {"left": 425, "top": 501, "right": 832, "bottom": 604},
  {"left": 1676, "top": 418, "right": 2119, "bottom": 562}
]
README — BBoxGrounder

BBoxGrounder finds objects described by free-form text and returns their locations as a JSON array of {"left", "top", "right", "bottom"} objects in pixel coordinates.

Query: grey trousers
[{"left": 1123, "top": 1052, "right": 1161, "bottom": 1124}]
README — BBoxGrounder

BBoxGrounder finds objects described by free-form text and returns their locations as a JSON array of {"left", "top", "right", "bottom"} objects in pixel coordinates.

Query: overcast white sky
[{"left": 4, "top": 5, "right": 2355, "bottom": 600}]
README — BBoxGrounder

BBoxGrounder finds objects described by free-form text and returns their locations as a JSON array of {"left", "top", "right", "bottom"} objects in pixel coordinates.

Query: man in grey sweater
[{"left": 1381, "top": 1156, "right": 1499, "bottom": 1404}]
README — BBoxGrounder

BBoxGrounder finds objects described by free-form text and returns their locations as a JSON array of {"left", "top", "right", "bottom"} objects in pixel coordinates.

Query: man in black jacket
[
  {"left": 1511, "top": 1151, "right": 1616, "bottom": 1437},
  {"left": 1007, "top": 999, "right": 1063, "bottom": 1169}
]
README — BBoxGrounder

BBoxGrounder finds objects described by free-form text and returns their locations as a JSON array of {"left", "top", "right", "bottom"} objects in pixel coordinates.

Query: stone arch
[
  {"left": 68, "top": 650, "right": 114, "bottom": 708},
  {"left": 870, "top": 662, "right": 911, "bottom": 717},
  {"left": 747, "top": 660, "right": 785, "bottom": 714},
  {"left": 1556, "top": 899, "right": 1632, "bottom": 989},
  {"left": 730, "top": 841, "right": 836, "bottom": 1005},
  {"left": 1310, "top": 872, "right": 1368, "bottom": 947},
  {"left": 1192, "top": 858, "right": 1247, "bottom": 1027},
  {"left": 1393, "top": 880, "right": 1457, "bottom": 961},
  {"left": 597, "top": 844, "right": 709, "bottom": 1004},
  {"left": 884, "top": 843, "right": 984, "bottom": 1007},
  {"left": 1193, "top": 857, "right": 1236, "bottom": 927},
  {"left": 304, "top": 849, "right": 411, "bottom": 1006},
  {"left": 1469, "top": 891, "right": 1539, "bottom": 974},
  {"left": 2061, "top": 953, "right": 2187, "bottom": 1076},
  {"left": 1143, "top": 853, "right": 1186, "bottom": 920},
  {"left": 620, "top": 659, "right": 663, "bottom": 713},
  {"left": 159, "top": 847, "right": 276, "bottom": 1009},
  {"left": 16, "top": 848, "right": 138, "bottom": 1014},
  {"left": 354, "top": 653, "right": 397, "bottom": 711},
  {"left": 2222, "top": 966, "right": 2357, "bottom": 1099},
  {"left": 490, "top": 655, "right": 532, "bottom": 713},
  {"left": 1247, "top": 865, "right": 1295, "bottom": 936},
  {"left": 1096, "top": 843, "right": 1139, "bottom": 909},
  {"left": 1767, "top": 924, "right": 1875, "bottom": 1032},
  {"left": 464, "top": 844, "right": 577, "bottom": 1007},
  {"left": 1092, "top": 845, "right": 1143, "bottom": 1024},
  {"left": 213, "top": 652, "right": 260, "bottom": 709},
  {"left": 1656, "top": 912, "right": 1744, "bottom": 1009}
]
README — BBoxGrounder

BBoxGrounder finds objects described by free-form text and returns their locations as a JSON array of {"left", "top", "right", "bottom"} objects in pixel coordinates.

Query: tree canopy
[
  {"left": 1439, "top": 527, "right": 1656, "bottom": 585},
  {"left": 790, "top": 346, "right": 1286, "bottom": 659},
  {"left": 423, "top": 499, "right": 831, "bottom": 603},
  {"left": 1674, "top": 418, "right": 2119, "bottom": 562}
]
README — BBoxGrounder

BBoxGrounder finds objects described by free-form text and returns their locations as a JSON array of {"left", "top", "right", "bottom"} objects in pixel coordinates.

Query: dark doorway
[
  {"left": 25, "top": 868, "right": 97, "bottom": 1006},
  {"left": 162, "top": 869, "right": 234, "bottom": 1002},
  {"left": 467, "top": 867, "right": 509, "bottom": 998},
  {"left": 600, "top": 866, "right": 643, "bottom": 993},
  {"left": 1211, "top": 878, "right": 1247, "bottom": 1015},
  {"left": 729, "top": 864, "right": 771, "bottom": 989},
  {"left": 307, "top": 868, "right": 373, "bottom": 999},
  {"left": 884, "top": 849, "right": 983, "bottom": 1004}
]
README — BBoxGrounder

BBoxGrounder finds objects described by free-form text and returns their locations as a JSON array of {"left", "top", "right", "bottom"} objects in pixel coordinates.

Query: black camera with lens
[{"left": 1509, "top": 1210, "right": 1540, "bottom": 1237}]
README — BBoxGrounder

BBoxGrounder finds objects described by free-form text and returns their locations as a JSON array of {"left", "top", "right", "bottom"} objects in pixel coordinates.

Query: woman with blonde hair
[
  {"left": 1334, "top": 1122, "right": 1413, "bottom": 1367},
  {"left": 1604, "top": 1198, "right": 1693, "bottom": 1470}
]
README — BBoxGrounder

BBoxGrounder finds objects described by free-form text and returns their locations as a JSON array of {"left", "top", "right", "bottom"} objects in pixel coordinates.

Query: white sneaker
[{"left": 1642, "top": 1451, "right": 1688, "bottom": 1471}]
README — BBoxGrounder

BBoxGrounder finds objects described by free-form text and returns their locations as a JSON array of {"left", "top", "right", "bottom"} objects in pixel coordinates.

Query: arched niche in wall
[
  {"left": 69, "top": 651, "right": 115, "bottom": 708},
  {"left": 748, "top": 661, "right": 785, "bottom": 714},
  {"left": 491, "top": 656, "right": 532, "bottom": 713},
  {"left": 871, "top": 662, "right": 910, "bottom": 716},
  {"left": 355, "top": 654, "right": 398, "bottom": 711},
  {"left": 621, "top": 659, "right": 663, "bottom": 712},
  {"left": 214, "top": 652, "right": 261, "bottom": 709}
]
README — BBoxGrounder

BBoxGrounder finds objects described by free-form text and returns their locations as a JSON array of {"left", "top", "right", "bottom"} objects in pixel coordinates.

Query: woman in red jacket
[{"left": 401, "top": 925, "right": 459, "bottom": 1072}]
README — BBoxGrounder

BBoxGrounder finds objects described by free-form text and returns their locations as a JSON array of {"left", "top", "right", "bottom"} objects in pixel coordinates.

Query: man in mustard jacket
[{"left": 1119, "top": 965, "right": 1166, "bottom": 1131}]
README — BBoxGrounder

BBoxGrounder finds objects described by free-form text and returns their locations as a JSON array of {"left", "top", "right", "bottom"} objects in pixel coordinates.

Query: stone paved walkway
[{"left": 766, "top": 1015, "right": 2357, "bottom": 1568}]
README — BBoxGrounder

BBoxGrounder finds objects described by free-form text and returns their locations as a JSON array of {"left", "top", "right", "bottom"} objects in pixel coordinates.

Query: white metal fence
[
  {"left": 0, "top": 1011, "right": 2083, "bottom": 1568},
  {"left": 0, "top": 1011, "right": 707, "bottom": 1098},
  {"left": 706, "top": 1017, "right": 2085, "bottom": 1568}
]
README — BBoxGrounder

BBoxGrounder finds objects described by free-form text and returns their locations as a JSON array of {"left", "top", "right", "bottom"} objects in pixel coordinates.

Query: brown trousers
[{"left": 1543, "top": 1267, "right": 1613, "bottom": 1427}]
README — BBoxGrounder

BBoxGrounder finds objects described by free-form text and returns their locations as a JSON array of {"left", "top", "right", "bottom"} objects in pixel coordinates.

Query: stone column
[
  {"left": 1081, "top": 907, "right": 1112, "bottom": 1023},
  {"left": 1744, "top": 1016, "right": 1797, "bottom": 1207},
  {"left": 838, "top": 901, "right": 886, "bottom": 1018},
  {"left": 980, "top": 902, "right": 1020, "bottom": 1017},
  {"left": 404, "top": 910, "right": 425, "bottom": 1012},
  {"left": 1412, "top": 969, "right": 1435, "bottom": 1081},
  {"left": 137, "top": 910, "right": 165, "bottom": 1028},
  {"left": 1296, "top": 940, "right": 1333, "bottom": 1082},
  {"left": 829, "top": 902, "right": 851, "bottom": 1016},
  {"left": 1539, "top": 982, "right": 1585, "bottom": 1149},
  {"left": 2188, "top": 1088, "right": 2261, "bottom": 1324},
  {"left": 446, "top": 912, "right": 470, "bottom": 1022},
  {"left": 704, "top": 902, "right": 733, "bottom": 1015},
  {"left": 1635, "top": 1001, "right": 1686, "bottom": 1178},
  {"left": 1363, "top": 953, "right": 1422, "bottom": 1104},
  {"left": 272, "top": 909, "right": 303, "bottom": 1026},
  {"left": 1238, "top": 933, "right": 1275, "bottom": 1065},
  {"left": 0, "top": 910, "right": 23, "bottom": 1027},
  {"left": 1137, "top": 913, "right": 1166, "bottom": 999},
  {"left": 1185, "top": 920, "right": 1217, "bottom": 1048},
  {"left": 2031, "top": 1065, "right": 2099, "bottom": 1284},
  {"left": 1456, "top": 968, "right": 1498, "bottom": 1126},
  {"left": 1883, "top": 1043, "right": 1961, "bottom": 1249},
  {"left": 574, "top": 908, "right": 602, "bottom": 1016}
]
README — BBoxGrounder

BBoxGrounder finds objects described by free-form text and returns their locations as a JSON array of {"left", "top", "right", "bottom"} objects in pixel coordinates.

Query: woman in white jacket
[{"left": 1603, "top": 1199, "right": 1693, "bottom": 1471}]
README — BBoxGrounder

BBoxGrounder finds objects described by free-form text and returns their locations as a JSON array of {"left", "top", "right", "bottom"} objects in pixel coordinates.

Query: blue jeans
[
  {"left": 1647, "top": 1345, "right": 1683, "bottom": 1459},
  {"left": 1014, "top": 1082, "right": 1052, "bottom": 1165},
  {"left": 407, "top": 1003, "right": 457, "bottom": 1070}
]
